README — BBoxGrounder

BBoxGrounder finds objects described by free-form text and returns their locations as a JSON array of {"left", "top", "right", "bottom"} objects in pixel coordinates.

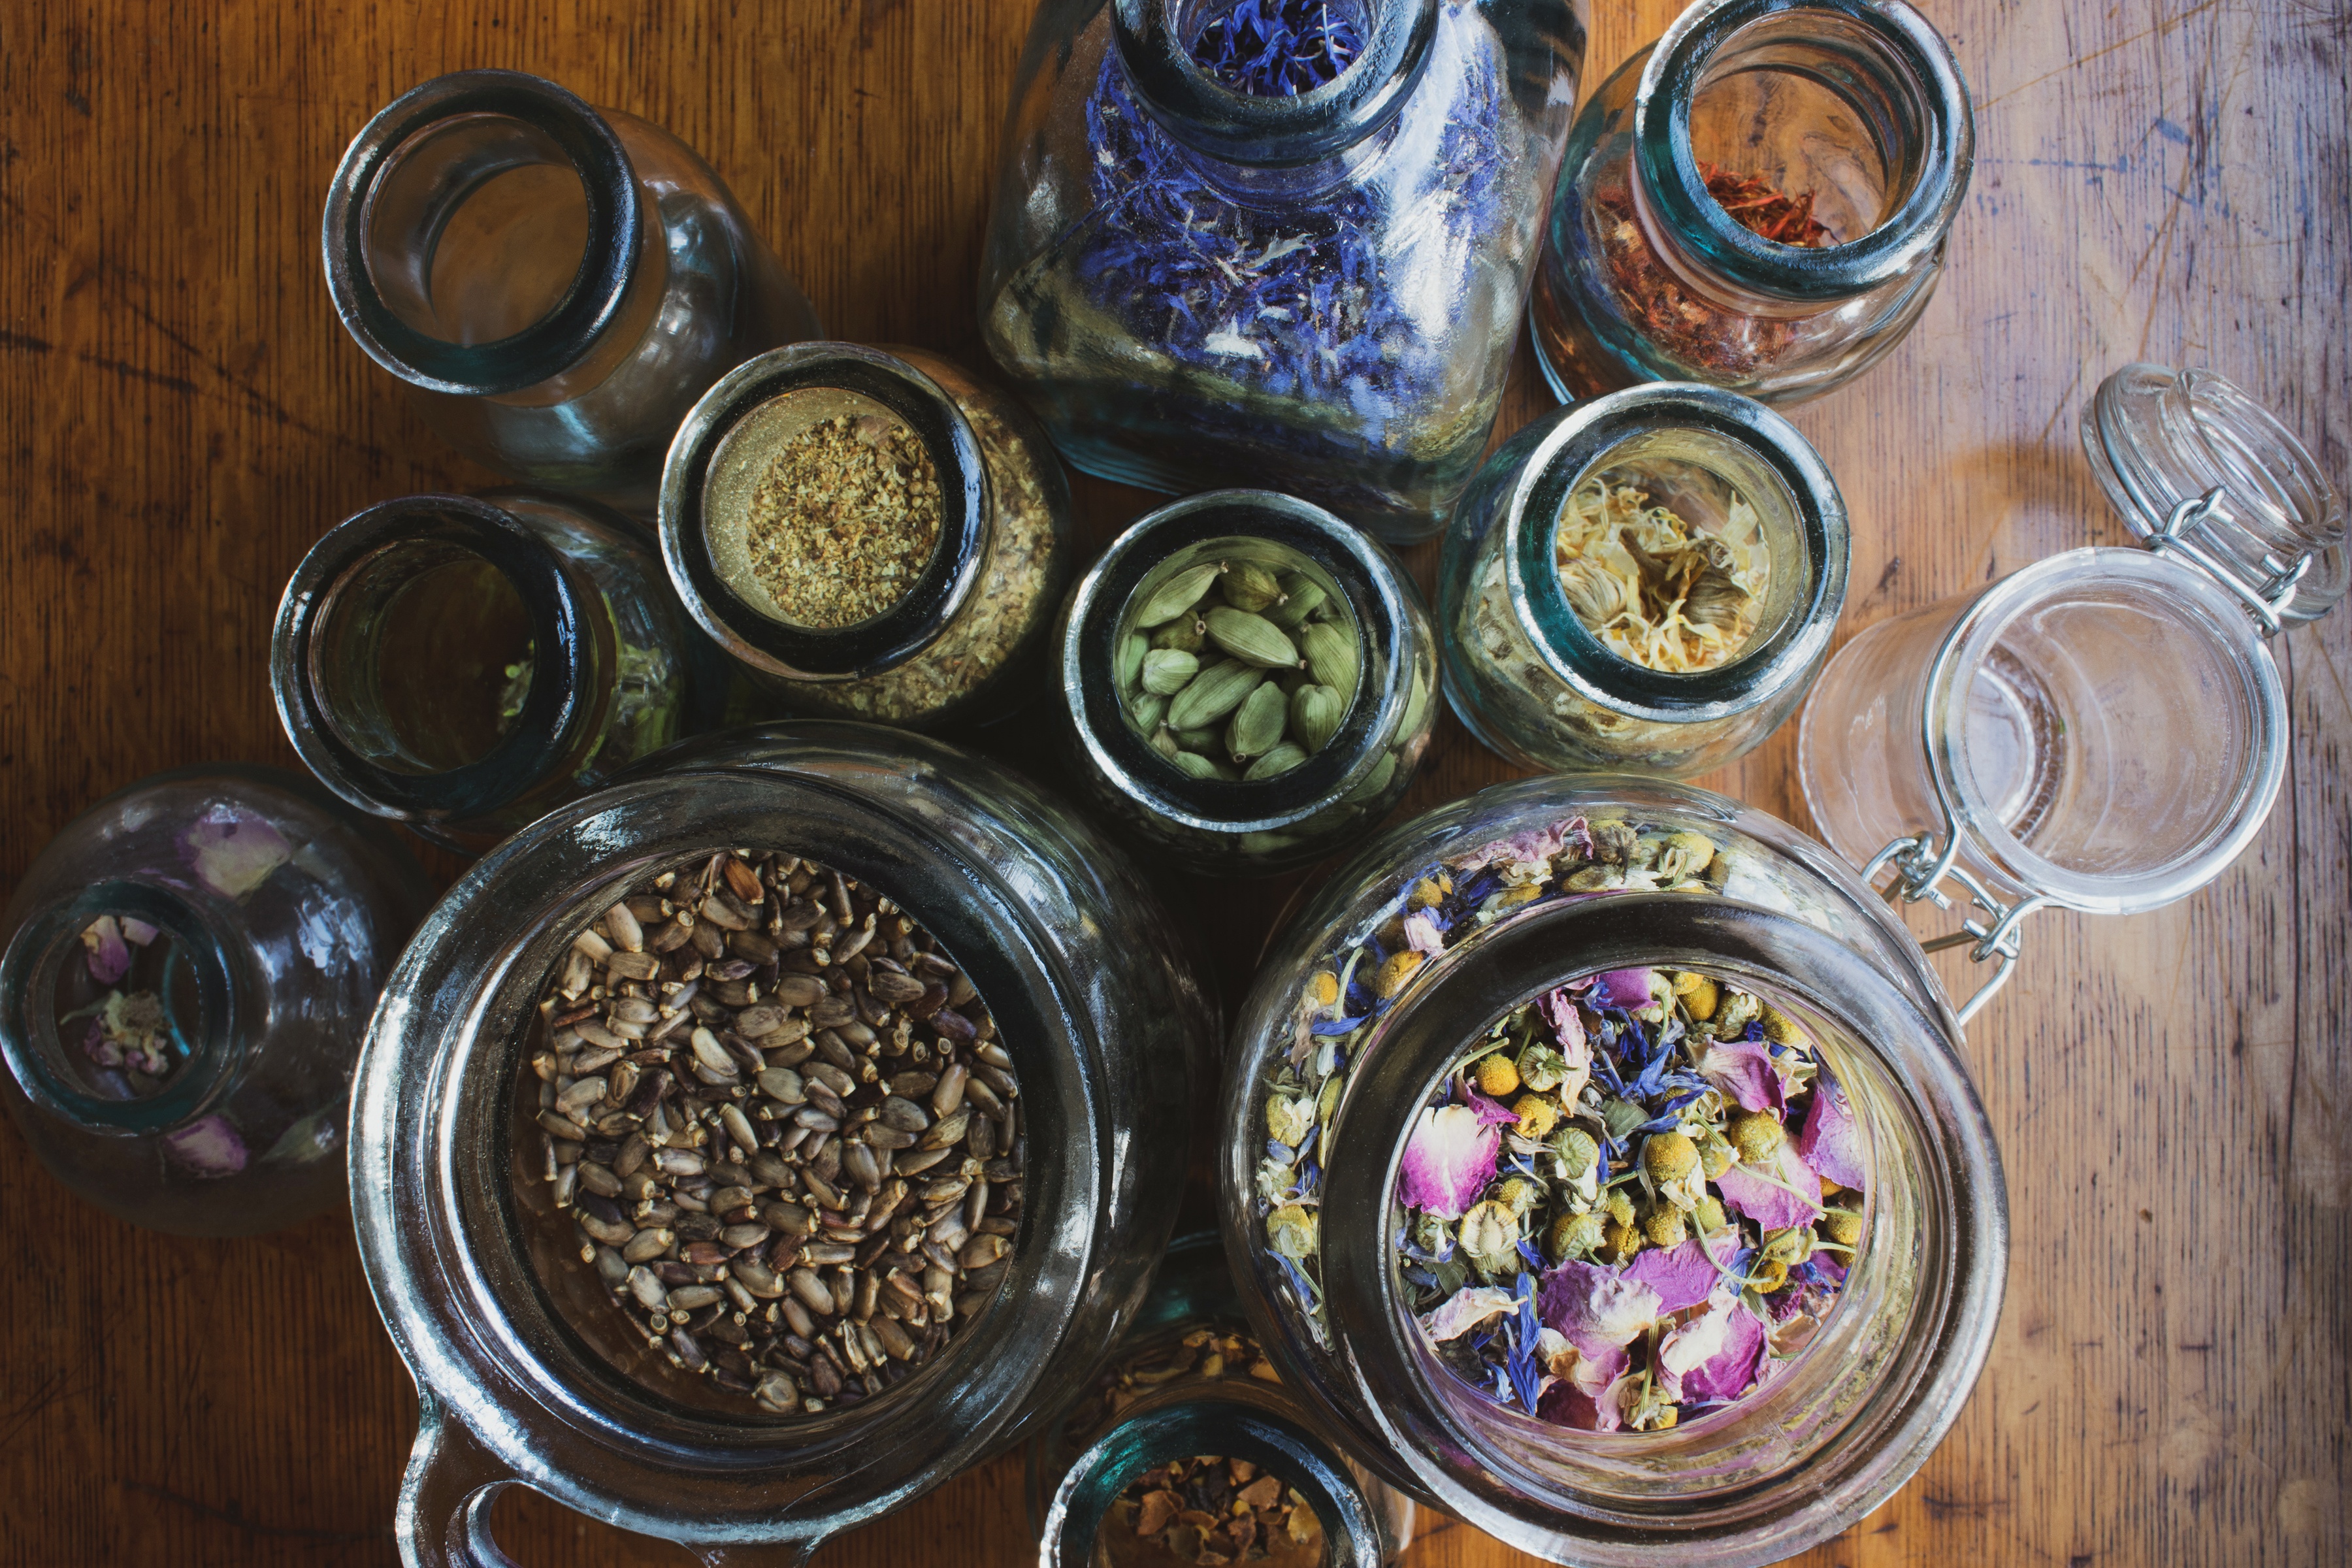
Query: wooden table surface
[{"left": 3, "top": 1, "right": 2345, "bottom": 1564}]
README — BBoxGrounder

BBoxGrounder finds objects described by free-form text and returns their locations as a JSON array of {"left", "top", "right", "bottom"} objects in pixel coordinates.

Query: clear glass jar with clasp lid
[
  {"left": 272, "top": 487, "right": 732, "bottom": 856},
  {"left": 0, "top": 767, "right": 430, "bottom": 1237},
  {"left": 1798, "top": 365, "right": 2345, "bottom": 1021},
  {"left": 323, "top": 70, "right": 820, "bottom": 517},
  {"left": 356, "top": 723, "right": 1211, "bottom": 1567},
  {"left": 1058, "top": 491, "right": 1437, "bottom": 875},
  {"left": 1026, "top": 1232, "right": 1420, "bottom": 1567},
  {"left": 1437, "top": 382, "right": 1848, "bottom": 776},
  {"left": 979, "top": 0, "right": 1590, "bottom": 544},
  {"left": 1218, "top": 775, "right": 2006, "bottom": 1566},
  {"left": 1529, "top": 0, "right": 1971, "bottom": 406},
  {"left": 661, "top": 344, "right": 1075, "bottom": 728}
]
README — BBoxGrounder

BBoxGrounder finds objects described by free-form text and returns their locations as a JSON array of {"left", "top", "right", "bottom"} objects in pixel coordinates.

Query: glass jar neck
[
  {"left": 1111, "top": 0, "right": 1438, "bottom": 167},
  {"left": 1631, "top": 0, "right": 1971, "bottom": 307},
  {"left": 1505, "top": 385, "right": 1846, "bottom": 721},
  {"left": 660, "top": 344, "right": 992, "bottom": 685},
  {"left": 0, "top": 881, "right": 242, "bottom": 1136},
  {"left": 272, "top": 494, "right": 610, "bottom": 826},
  {"left": 323, "top": 69, "right": 648, "bottom": 398}
]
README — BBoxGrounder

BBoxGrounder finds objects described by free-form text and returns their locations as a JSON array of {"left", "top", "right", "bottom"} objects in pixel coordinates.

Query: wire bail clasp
[
  {"left": 1861, "top": 830, "right": 2048, "bottom": 1028},
  {"left": 2142, "top": 486, "right": 2312, "bottom": 637}
]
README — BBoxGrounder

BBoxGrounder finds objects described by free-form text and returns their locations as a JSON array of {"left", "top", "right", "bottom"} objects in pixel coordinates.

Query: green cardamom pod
[
  {"left": 1117, "top": 633, "right": 1147, "bottom": 692},
  {"left": 1206, "top": 606, "right": 1301, "bottom": 670},
  {"left": 1244, "top": 741, "right": 1308, "bottom": 781},
  {"left": 1150, "top": 724, "right": 1180, "bottom": 760},
  {"left": 1170, "top": 750, "right": 1231, "bottom": 781},
  {"left": 1266, "top": 572, "right": 1328, "bottom": 629},
  {"left": 1341, "top": 750, "right": 1397, "bottom": 804},
  {"left": 1274, "top": 666, "right": 1311, "bottom": 697},
  {"left": 1301, "top": 621, "right": 1358, "bottom": 694},
  {"left": 1290, "top": 683, "right": 1344, "bottom": 755},
  {"left": 1128, "top": 690, "right": 1168, "bottom": 733},
  {"left": 1165, "top": 660, "right": 1264, "bottom": 730},
  {"left": 1220, "top": 561, "right": 1286, "bottom": 614},
  {"left": 1151, "top": 614, "right": 1206, "bottom": 653},
  {"left": 1172, "top": 724, "right": 1221, "bottom": 753},
  {"left": 1225, "top": 679, "right": 1288, "bottom": 759},
  {"left": 1132, "top": 563, "right": 1224, "bottom": 627},
  {"left": 1141, "top": 648, "right": 1200, "bottom": 696}
]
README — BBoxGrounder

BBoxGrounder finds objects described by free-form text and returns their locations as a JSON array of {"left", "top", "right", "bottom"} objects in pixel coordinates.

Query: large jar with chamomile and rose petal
[{"left": 1218, "top": 774, "right": 2006, "bottom": 1567}]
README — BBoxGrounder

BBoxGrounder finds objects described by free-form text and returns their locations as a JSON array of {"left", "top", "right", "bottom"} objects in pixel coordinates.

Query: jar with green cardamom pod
[{"left": 1056, "top": 491, "right": 1437, "bottom": 875}]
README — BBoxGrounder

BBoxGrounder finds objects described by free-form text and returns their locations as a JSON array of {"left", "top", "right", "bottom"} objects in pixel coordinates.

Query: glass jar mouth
[
  {"left": 272, "top": 493, "right": 602, "bottom": 825},
  {"left": 1925, "top": 547, "right": 2289, "bottom": 916},
  {"left": 1505, "top": 385, "right": 1846, "bottom": 720},
  {"left": 1111, "top": 0, "right": 1438, "bottom": 166},
  {"left": 1064, "top": 491, "right": 1412, "bottom": 835},
  {"left": 1633, "top": 0, "right": 1972, "bottom": 304},
  {"left": 0, "top": 881, "right": 237, "bottom": 1135},
  {"left": 661, "top": 344, "right": 991, "bottom": 683},
  {"left": 323, "top": 70, "right": 639, "bottom": 398}
]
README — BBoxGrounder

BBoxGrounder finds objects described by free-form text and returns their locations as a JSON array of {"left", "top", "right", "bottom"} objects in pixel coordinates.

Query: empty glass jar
[
  {"left": 355, "top": 723, "right": 1210, "bottom": 1565},
  {"left": 979, "top": 0, "right": 1590, "bottom": 542},
  {"left": 1218, "top": 775, "right": 2006, "bottom": 1566},
  {"left": 323, "top": 69, "right": 819, "bottom": 515},
  {"left": 1438, "top": 382, "right": 1848, "bottom": 776},
  {"left": 0, "top": 767, "right": 430, "bottom": 1237},
  {"left": 1058, "top": 491, "right": 1437, "bottom": 874},
  {"left": 1799, "top": 365, "right": 2344, "bottom": 1015},
  {"left": 1529, "top": 0, "right": 1971, "bottom": 405},
  {"left": 661, "top": 344, "right": 1075, "bottom": 728}
]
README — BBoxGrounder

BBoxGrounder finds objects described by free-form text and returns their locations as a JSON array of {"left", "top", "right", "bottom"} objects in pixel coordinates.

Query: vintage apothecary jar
[
  {"left": 0, "top": 766, "right": 430, "bottom": 1237},
  {"left": 323, "top": 69, "right": 819, "bottom": 515},
  {"left": 1059, "top": 491, "right": 1437, "bottom": 875},
  {"left": 355, "top": 723, "right": 1209, "bottom": 1565},
  {"left": 979, "top": 0, "right": 1591, "bottom": 542},
  {"left": 1799, "top": 364, "right": 2345, "bottom": 1004},
  {"left": 1529, "top": 0, "right": 1971, "bottom": 406},
  {"left": 1218, "top": 774, "right": 2006, "bottom": 1565},
  {"left": 1438, "top": 382, "right": 1848, "bottom": 776},
  {"left": 661, "top": 344, "right": 1075, "bottom": 728},
  {"left": 1027, "top": 1232, "right": 1418, "bottom": 1566},
  {"left": 273, "top": 487, "right": 731, "bottom": 856}
]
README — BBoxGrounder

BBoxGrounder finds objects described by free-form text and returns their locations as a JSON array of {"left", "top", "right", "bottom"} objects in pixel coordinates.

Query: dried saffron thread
[
  {"left": 1189, "top": 0, "right": 1365, "bottom": 95},
  {"left": 1696, "top": 162, "right": 1833, "bottom": 248}
]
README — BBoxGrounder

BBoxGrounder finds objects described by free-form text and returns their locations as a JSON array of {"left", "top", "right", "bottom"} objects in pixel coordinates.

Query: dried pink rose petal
[
  {"left": 1460, "top": 823, "right": 1569, "bottom": 885},
  {"left": 1397, "top": 1104, "right": 1500, "bottom": 1219},
  {"left": 1656, "top": 1285, "right": 1744, "bottom": 1399},
  {"left": 1535, "top": 1340, "right": 1636, "bottom": 1431},
  {"left": 1694, "top": 1035, "right": 1784, "bottom": 1114},
  {"left": 1459, "top": 1084, "right": 1522, "bottom": 1127},
  {"left": 1795, "top": 1073, "right": 1865, "bottom": 1191},
  {"left": 180, "top": 806, "right": 292, "bottom": 900},
  {"left": 1716, "top": 1138, "right": 1823, "bottom": 1232},
  {"left": 161, "top": 1115, "right": 248, "bottom": 1178},
  {"left": 1401, "top": 910, "right": 1445, "bottom": 955},
  {"left": 1676, "top": 1298, "right": 1768, "bottom": 1404},
  {"left": 81, "top": 917, "right": 131, "bottom": 985},
  {"left": 1421, "top": 1285, "right": 1518, "bottom": 1343},
  {"left": 1537, "top": 1260, "right": 1662, "bottom": 1358},
  {"left": 120, "top": 918, "right": 159, "bottom": 946},
  {"left": 1622, "top": 1239, "right": 1721, "bottom": 1315},
  {"left": 1586, "top": 968, "right": 1656, "bottom": 1011}
]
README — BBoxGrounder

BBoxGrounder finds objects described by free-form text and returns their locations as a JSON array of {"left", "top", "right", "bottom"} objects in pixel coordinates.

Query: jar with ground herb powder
[
  {"left": 353, "top": 723, "right": 1209, "bottom": 1563},
  {"left": 1529, "top": 0, "right": 1972, "bottom": 405},
  {"left": 1437, "top": 383, "right": 1847, "bottom": 776},
  {"left": 662, "top": 344, "right": 1074, "bottom": 727}
]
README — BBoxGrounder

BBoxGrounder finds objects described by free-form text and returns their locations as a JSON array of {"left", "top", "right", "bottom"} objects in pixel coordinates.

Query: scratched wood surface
[{"left": 1, "top": 1, "right": 2345, "bottom": 1564}]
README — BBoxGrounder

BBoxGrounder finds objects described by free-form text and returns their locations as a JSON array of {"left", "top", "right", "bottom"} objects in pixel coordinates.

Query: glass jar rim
[
  {"left": 660, "top": 344, "right": 992, "bottom": 683},
  {"left": 323, "top": 69, "right": 640, "bottom": 398},
  {"left": 1633, "top": 0, "right": 1973, "bottom": 304},
  {"left": 1503, "top": 384, "right": 1848, "bottom": 721}
]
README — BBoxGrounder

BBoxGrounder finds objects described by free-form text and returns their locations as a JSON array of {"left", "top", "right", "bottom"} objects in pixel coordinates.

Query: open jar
[
  {"left": 661, "top": 344, "right": 1075, "bottom": 728},
  {"left": 0, "top": 767, "right": 430, "bottom": 1237},
  {"left": 1027, "top": 1232, "right": 1418, "bottom": 1567},
  {"left": 1529, "top": 0, "right": 1971, "bottom": 406},
  {"left": 272, "top": 488, "right": 731, "bottom": 855},
  {"left": 1059, "top": 491, "right": 1437, "bottom": 874},
  {"left": 1798, "top": 364, "right": 2345, "bottom": 1021},
  {"left": 1437, "top": 383, "right": 1847, "bottom": 776},
  {"left": 1218, "top": 775, "right": 2006, "bottom": 1565},
  {"left": 323, "top": 70, "right": 819, "bottom": 516},
  {"left": 355, "top": 723, "right": 1210, "bottom": 1565},
  {"left": 979, "top": 0, "right": 1590, "bottom": 543}
]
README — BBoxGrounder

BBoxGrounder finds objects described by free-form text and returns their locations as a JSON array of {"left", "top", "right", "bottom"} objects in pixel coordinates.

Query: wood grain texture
[{"left": 1, "top": 1, "right": 2345, "bottom": 1564}]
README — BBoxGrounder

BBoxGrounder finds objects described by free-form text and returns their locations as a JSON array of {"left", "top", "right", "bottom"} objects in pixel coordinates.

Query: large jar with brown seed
[
  {"left": 353, "top": 722, "right": 1210, "bottom": 1562},
  {"left": 1057, "top": 491, "right": 1437, "bottom": 875},
  {"left": 661, "top": 343, "right": 1075, "bottom": 728}
]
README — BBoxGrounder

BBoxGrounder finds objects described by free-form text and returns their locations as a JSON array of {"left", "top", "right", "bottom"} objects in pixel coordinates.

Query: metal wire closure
[{"left": 2140, "top": 487, "right": 2311, "bottom": 637}]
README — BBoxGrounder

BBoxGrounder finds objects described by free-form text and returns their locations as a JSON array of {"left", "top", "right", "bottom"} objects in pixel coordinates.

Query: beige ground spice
[{"left": 743, "top": 414, "right": 943, "bottom": 629}]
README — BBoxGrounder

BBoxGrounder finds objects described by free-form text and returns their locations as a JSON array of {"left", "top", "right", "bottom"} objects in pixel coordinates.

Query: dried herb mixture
[
  {"left": 743, "top": 413, "right": 944, "bottom": 630},
  {"left": 1554, "top": 474, "right": 1769, "bottom": 672}
]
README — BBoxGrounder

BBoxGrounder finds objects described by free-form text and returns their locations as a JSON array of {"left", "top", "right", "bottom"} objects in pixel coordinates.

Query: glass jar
[
  {"left": 978, "top": 0, "right": 1591, "bottom": 544},
  {"left": 1438, "top": 382, "right": 1847, "bottom": 776},
  {"left": 0, "top": 766, "right": 431, "bottom": 1237},
  {"left": 1528, "top": 0, "right": 1971, "bottom": 406},
  {"left": 1058, "top": 491, "right": 1437, "bottom": 874},
  {"left": 323, "top": 69, "right": 820, "bottom": 517},
  {"left": 1798, "top": 364, "right": 2344, "bottom": 1017},
  {"left": 355, "top": 723, "right": 1211, "bottom": 1565},
  {"left": 1026, "top": 1232, "right": 1418, "bottom": 1566},
  {"left": 272, "top": 487, "right": 732, "bottom": 856},
  {"left": 1218, "top": 775, "right": 2006, "bottom": 1566},
  {"left": 662, "top": 344, "right": 1075, "bottom": 728}
]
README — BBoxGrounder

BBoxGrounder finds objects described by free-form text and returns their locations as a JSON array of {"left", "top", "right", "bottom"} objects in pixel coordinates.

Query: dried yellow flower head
[
  {"left": 1599, "top": 1219, "right": 1645, "bottom": 1264},
  {"left": 1758, "top": 1005, "right": 1805, "bottom": 1045},
  {"left": 1372, "top": 950, "right": 1424, "bottom": 1000},
  {"left": 1548, "top": 1208, "right": 1608, "bottom": 1262},
  {"left": 1693, "top": 1195, "right": 1728, "bottom": 1233},
  {"left": 1642, "top": 1205, "right": 1688, "bottom": 1247},
  {"left": 1676, "top": 973, "right": 1721, "bottom": 1021},
  {"left": 1727, "top": 1111, "right": 1786, "bottom": 1162},
  {"left": 1602, "top": 1188, "right": 1635, "bottom": 1228},
  {"left": 1641, "top": 1130, "right": 1699, "bottom": 1185},
  {"left": 1306, "top": 970, "right": 1339, "bottom": 1008},
  {"left": 1511, "top": 1094, "right": 1559, "bottom": 1141},
  {"left": 1821, "top": 1205, "right": 1863, "bottom": 1247},
  {"left": 1474, "top": 1054, "right": 1520, "bottom": 1099}
]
